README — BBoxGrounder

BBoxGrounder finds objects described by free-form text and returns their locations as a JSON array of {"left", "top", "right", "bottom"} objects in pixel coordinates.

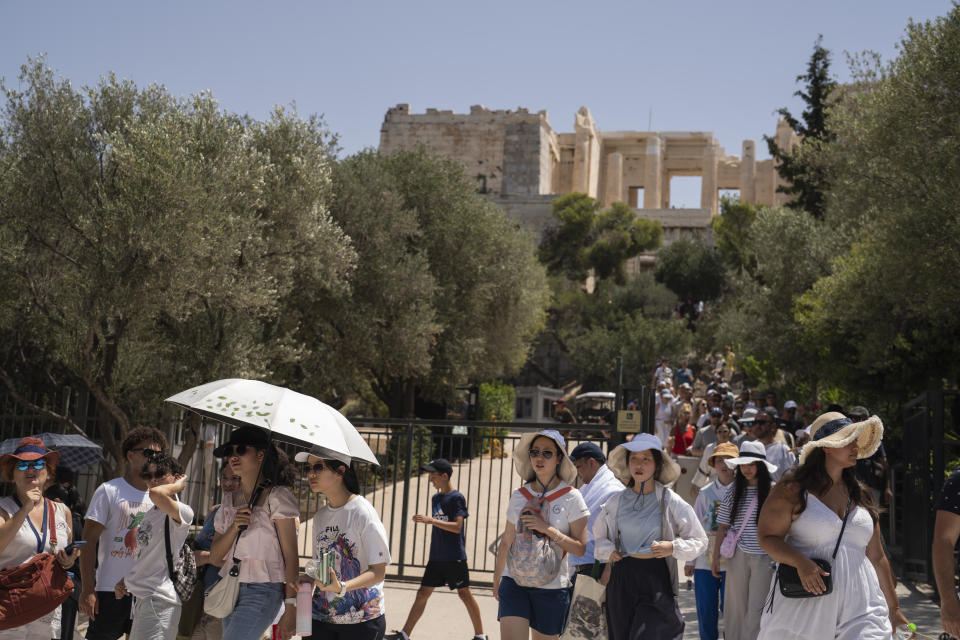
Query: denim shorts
[{"left": 497, "top": 576, "right": 571, "bottom": 636}]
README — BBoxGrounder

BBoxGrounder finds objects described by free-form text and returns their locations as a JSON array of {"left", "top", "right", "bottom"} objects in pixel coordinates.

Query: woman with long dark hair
[
  {"left": 208, "top": 427, "right": 300, "bottom": 640},
  {"left": 594, "top": 434, "right": 707, "bottom": 640},
  {"left": 710, "top": 440, "right": 776, "bottom": 640},
  {"left": 297, "top": 446, "right": 389, "bottom": 640},
  {"left": 757, "top": 412, "right": 910, "bottom": 639}
]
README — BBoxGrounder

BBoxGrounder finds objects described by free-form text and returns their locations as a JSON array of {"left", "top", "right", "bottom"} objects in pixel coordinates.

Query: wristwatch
[{"left": 337, "top": 581, "right": 347, "bottom": 596}]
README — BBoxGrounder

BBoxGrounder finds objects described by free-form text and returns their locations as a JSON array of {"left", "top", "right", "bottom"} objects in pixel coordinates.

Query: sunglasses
[
  {"left": 528, "top": 448, "right": 555, "bottom": 460},
  {"left": 225, "top": 444, "right": 255, "bottom": 458},
  {"left": 140, "top": 471, "right": 169, "bottom": 481},
  {"left": 305, "top": 462, "right": 328, "bottom": 475},
  {"left": 130, "top": 448, "right": 161, "bottom": 458},
  {"left": 16, "top": 460, "right": 46, "bottom": 471}
]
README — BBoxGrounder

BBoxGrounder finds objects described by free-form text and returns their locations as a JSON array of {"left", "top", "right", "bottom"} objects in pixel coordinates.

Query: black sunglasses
[
  {"left": 130, "top": 448, "right": 160, "bottom": 458},
  {"left": 305, "top": 462, "right": 327, "bottom": 475},
  {"left": 140, "top": 471, "right": 167, "bottom": 481},
  {"left": 225, "top": 444, "right": 254, "bottom": 457}
]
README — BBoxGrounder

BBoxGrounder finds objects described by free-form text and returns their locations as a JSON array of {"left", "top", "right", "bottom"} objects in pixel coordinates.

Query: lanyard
[{"left": 13, "top": 496, "right": 48, "bottom": 554}]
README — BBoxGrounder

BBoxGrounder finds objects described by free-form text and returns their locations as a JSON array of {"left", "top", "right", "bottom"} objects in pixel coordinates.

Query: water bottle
[
  {"left": 893, "top": 623, "right": 916, "bottom": 639},
  {"left": 303, "top": 559, "right": 320, "bottom": 579},
  {"left": 296, "top": 582, "right": 313, "bottom": 636},
  {"left": 686, "top": 579, "right": 692, "bottom": 591}
]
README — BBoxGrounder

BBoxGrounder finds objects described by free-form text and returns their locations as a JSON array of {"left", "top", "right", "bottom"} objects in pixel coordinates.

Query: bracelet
[
  {"left": 284, "top": 597, "right": 296, "bottom": 605},
  {"left": 338, "top": 581, "right": 347, "bottom": 595}
]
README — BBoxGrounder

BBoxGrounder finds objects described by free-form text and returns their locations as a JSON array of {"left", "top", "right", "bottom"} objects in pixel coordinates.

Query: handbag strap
[
  {"left": 831, "top": 498, "right": 854, "bottom": 560},
  {"left": 164, "top": 514, "right": 176, "bottom": 582},
  {"left": 730, "top": 494, "right": 758, "bottom": 544}
]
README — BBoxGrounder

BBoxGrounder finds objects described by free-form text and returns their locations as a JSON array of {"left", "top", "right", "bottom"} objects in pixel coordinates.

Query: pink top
[{"left": 214, "top": 486, "right": 299, "bottom": 583}]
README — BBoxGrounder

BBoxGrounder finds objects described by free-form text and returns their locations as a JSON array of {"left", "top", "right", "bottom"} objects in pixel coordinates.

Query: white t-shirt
[
  {"left": 504, "top": 482, "right": 589, "bottom": 589},
  {"left": 125, "top": 500, "right": 194, "bottom": 604},
  {"left": 85, "top": 477, "right": 154, "bottom": 592},
  {"left": 311, "top": 496, "right": 390, "bottom": 624}
]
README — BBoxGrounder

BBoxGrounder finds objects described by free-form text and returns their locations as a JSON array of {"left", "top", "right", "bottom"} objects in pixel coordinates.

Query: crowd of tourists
[{"left": 2, "top": 368, "right": 957, "bottom": 640}]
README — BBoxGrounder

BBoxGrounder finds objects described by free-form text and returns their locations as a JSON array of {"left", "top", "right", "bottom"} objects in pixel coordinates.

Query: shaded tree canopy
[{"left": 653, "top": 236, "right": 726, "bottom": 303}]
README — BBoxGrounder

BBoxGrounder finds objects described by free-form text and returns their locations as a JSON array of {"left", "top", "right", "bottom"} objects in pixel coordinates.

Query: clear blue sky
[{"left": 1, "top": 0, "right": 952, "bottom": 207}]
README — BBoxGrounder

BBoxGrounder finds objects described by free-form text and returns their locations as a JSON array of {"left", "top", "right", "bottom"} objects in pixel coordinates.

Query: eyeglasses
[
  {"left": 15, "top": 460, "right": 46, "bottom": 471},
  {"left": 130, "top": 448, "right": 161, "bottom": 458},
  {"left": 305, "top": 462, "right": 327, "bottom": 475},
  {"left": 528, "top": 449, "right": 555, "bottom": 460}
]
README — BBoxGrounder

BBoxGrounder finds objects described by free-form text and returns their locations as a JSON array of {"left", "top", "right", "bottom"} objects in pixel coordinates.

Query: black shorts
[
  {"left": 84, "top": 591, "right": 133, "bottom": 640},
  {"left": 308, "top": 615, "right": 386, "bottom": 639},
  {"left": 421, "top": 560, "right": 470, "bottom": 590}
]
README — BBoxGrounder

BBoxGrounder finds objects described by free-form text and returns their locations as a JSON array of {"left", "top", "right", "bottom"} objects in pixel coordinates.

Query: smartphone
[
  {"left": 64, "top": 540, "right": 88, "bottom": 554},
  {"left": 321, "top": 549, "right": 336, "bottom": 586}
]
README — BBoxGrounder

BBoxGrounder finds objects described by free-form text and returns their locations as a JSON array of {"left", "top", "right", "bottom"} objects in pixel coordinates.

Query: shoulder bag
[
  {"left": 0, "top": 499, "right": 74, "bottom": 630},
  {"left": 776, "top": 497, "right": 852, "bottom": 598},
  {"left": 719, "top": 494, "right": 757, "bottom": 558}
]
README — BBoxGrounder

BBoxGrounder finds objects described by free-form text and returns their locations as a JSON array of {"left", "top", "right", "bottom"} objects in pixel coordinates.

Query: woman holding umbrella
[
  {"left": 208, "top": 426, "right": 300, "bottom": 640},
  {"left": 0, "top": 437, "right": 81, "bottom": 639}
]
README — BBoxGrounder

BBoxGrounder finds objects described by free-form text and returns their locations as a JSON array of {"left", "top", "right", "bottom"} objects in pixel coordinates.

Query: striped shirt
[{"left": 716, "top": 485, "right": 765, "bottom": 554}]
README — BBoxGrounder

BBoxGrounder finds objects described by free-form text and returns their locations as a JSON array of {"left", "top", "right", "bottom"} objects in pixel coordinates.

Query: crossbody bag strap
[
  {"left": 831, "top": 498, "right": 854, "bottom": 560},
  {"left": 731, "top": 494, "right": 758, "bottom": 544},
  {"left": 164, "top": 514, "right": 176, "bottom": 581}
]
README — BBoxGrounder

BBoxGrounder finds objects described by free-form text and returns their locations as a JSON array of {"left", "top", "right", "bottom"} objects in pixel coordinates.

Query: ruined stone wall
[{"left": 379, "top": 104, "right": 555, "bottom": 196}]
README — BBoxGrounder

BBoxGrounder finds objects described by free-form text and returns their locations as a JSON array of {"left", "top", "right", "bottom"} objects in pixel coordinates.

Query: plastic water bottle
[
  {"left": 303, "top": 559, "right": 320, "bottom": 579},
  {"left": 893, "top": 623, "right": 916, "bottom": 639},
  {"left": 296, "top": 582, "right": 313, "bottom": 636}
]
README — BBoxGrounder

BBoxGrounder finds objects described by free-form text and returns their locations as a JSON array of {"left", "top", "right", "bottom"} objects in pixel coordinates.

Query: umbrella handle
[{"left": 237, "top": 480, "right": 275, "bottom": 533}]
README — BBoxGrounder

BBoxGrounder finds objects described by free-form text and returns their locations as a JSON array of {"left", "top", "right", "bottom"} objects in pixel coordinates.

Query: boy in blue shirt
[{"left": 386, "top": 459, "right": 486, "bottom": 640}]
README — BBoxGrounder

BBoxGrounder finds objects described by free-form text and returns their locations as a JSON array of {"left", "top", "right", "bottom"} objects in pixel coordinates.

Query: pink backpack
[{"left": 507, "top": 486, "right": 572, "bottom": 587}]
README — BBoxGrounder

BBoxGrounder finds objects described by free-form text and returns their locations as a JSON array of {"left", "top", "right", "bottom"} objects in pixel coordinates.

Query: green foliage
[
  {"left": 539, "top": 194, "right": 662, "bottom": 284},
  {"left": 765, "top": 35, "right": 837, "bottom": 220},
  {"left": 653, "top": 236, "right": 726, "bottom": 302},
  {"left": 476, "top": 381, "right": 513, "bottom": 454},
  {"left": 317, "top": 148, "right": 549, "bottom": 417},
  {"left": 711, "top": 196, "right": 760, "bottom": 276},
  {"left": 794, "top": 6, "right": 960, "bottom": 402},
  {"left": 0, "top": 59, "right": 355, "bottom": 472}
]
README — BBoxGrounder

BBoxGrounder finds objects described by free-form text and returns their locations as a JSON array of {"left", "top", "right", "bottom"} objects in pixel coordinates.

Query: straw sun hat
[
  {"left": 798, "top": 411, "right": 883, "bottom": 465},
  {"left": 513, "top": 430, "right": 578, "bottom": 485},
  {"left": 607, "top": 433, "right": 681, "bottom": 486}
]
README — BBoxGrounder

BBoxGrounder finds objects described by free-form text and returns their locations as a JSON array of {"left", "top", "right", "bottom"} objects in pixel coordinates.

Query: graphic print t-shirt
[
  {"left": 429, "top": 490, "right": 469, "bottom": 562},
  {"left": 125, "top": 500, "right": 194, "bottom": 604},
  {"left": 311, "top": 496, "right": 391, "bottom": 624},
  {"left": 85, "top": 477, "right": 154, "bottom": 592}
]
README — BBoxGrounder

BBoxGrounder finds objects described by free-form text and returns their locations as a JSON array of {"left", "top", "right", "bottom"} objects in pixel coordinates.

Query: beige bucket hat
[
  {"left": 798, "top": 411, "right": 883, "bottom": 465},
  {"left": 513, "top": 430, "right": 578, "bottom": 485},
  {"left": 607, "top": 433, "right": 681, "bottom": 486}
]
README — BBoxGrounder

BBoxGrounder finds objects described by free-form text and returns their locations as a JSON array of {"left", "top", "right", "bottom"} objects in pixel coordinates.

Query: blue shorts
[{"left": 497, "top": 576, "right": 571, "bottom": 636}]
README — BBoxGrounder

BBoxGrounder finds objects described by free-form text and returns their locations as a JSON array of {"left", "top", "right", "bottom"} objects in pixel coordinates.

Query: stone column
[
  {"left": 701, "top": 141, "right": 719, "bottom": 214},
  {"left": 643, "top": 136, "right": 662, "bottom": 209},
  {"left": 605, "top": 152, "right": 624, "bottom": 204},
  {"left": 773, "top": 118, "right": 794, "bottom": 206},
  {"left": 740, "top": 140, "right": 756, "bottom": 204},
  {"left": 572, "top": 133, "right": 591, "bottom": 194}
]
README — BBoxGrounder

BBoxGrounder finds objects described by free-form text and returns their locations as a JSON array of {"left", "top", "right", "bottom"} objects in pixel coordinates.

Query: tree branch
[{"left": 0, "top": 367, "right": 89, "bottom": 438}]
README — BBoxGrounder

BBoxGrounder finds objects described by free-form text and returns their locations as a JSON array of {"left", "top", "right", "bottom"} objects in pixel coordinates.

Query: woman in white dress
[
  {"left": 0, "top": 437, "right": 80, "bottom": 640},
  {"left": 757, "top": 412, "right": 910, "bottom": 639}
]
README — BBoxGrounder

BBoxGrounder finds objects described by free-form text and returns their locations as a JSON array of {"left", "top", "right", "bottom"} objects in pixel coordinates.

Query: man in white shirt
[
  {"left": 80, "top": 426, "right": 168, "bottom": 640},
  {"left": 753, "top": 409, "right": 797, "bottom": 482},
  {"left": 654, "top": 388, "right": 676, "bottom": 449},
  {"left": 568, "top": 443, "right": 623, "bottom": 582},
  {"left": 115, "top": 453, "right": 194, "bottom": 640}
]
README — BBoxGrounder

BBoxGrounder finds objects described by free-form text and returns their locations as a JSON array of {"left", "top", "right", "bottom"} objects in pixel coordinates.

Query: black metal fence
[{"left": 900, "top": 390, "right": 960, "bottom": 582}]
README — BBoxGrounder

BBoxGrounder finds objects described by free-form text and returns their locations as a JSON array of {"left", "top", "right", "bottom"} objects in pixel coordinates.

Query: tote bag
[{"left": 560, "top": 566, "right": 607, "bottom": 640}]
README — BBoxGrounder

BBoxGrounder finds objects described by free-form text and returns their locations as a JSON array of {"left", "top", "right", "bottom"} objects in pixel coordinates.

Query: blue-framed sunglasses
[{"left": 15, "top": 460, "right": 46, "bottom": 471}]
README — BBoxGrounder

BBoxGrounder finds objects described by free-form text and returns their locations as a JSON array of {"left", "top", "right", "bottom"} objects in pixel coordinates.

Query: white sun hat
[
  {"left": 513, "top": 429, "right": 578, "bottom": 485},
  {"left": 798, "top": 411, "right": 883, "bottom": 465},
  {"left": 607, "top": 433, "right": 681, "bottom": 486},
  {"left": 724, "top": 440, "right": 778, "bottom": 475}
]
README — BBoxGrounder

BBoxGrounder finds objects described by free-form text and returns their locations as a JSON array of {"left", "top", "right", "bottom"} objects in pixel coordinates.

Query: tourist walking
[
  {"left": 493, "top": 429, "right": 589, "bottom": 640},
  {"left": 567, "top": 442, "right": 623, "bottom": 581},
  {"left": 80, "top": 426, "right": 168, "bottom": 640},
  {"left": 115, "top": 453, "right": 193, "bottom": 640},
  {"left": 710, "top": 440, "right": 776, "bottom": 640},
  {"left": 298, "top": 445, "right": 390, "bottom": 639},
  {"left": 594, "top": 434, "right": 708, "bottom": 640},
  {"left": 387, "top": 458, "right": 484, "bottom": 640},
  {"left": 757, "top": 412, "right": 910, "bottom": 639},
  {"left": 208, "top": 427, "right": 300, "bottom": 640},
  {"left": 0, "top": 437, "right": 79, "bottom": 639},
  {"left": 686, "top": 442, "right": 738, "bottom": 640}
]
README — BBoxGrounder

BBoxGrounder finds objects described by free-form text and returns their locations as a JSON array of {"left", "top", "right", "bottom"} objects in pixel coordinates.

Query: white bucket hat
[
  {"left": 513, "top": 430, "right": 577, "bottom": 485},
  {"left": 607, "top": 433, "right": 681, "bottom": 486},
  {"left": 724, "top": 440, "right": 778, "bottom": 475},
  {"left": 798, "top": 411, "right": 883, "bottom": 465}
]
